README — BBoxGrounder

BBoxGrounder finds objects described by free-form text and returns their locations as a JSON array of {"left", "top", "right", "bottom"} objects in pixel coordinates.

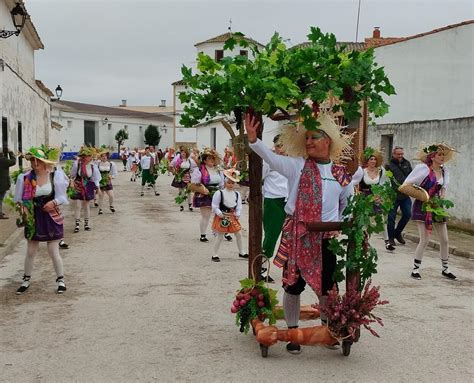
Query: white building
[
  {"left": 172, "top": 32, "right": 281, "bottom": 154},
  {"left": 0, "top": 0, "right": 54, "bottom": 166},
  {"left": 367, "top": 21, "right": 474, "bottom": 227},
  {"left": 51, "top": 100, "right": 173, "bottom": 159}
]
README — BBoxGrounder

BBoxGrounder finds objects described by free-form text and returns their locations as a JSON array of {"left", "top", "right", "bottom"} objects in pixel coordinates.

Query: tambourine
[{"left": 398, "top": 183, "right": 429, "bottom": 202}]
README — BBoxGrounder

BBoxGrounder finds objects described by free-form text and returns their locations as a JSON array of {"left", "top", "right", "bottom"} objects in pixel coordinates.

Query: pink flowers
[{"left": 321, "top": 279, "right": 388, "bottom": 340}]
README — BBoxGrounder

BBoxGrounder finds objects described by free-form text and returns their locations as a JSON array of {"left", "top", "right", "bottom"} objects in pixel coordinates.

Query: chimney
[
  {"left": 160, "top": 99, "right": 166, "bottom": 107},
  {"left": 373, "top": 27, "right": 381, "bottom": 39},
  {"left": 121, "top": 99, "right": 127, "bottom": 107}
]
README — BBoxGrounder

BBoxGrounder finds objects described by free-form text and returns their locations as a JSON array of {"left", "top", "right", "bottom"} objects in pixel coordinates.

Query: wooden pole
[{"left": 247, "top": 113, "right": 263, "bottom": 280}]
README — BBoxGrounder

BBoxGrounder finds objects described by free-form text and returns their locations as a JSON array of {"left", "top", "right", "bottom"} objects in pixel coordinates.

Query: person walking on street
[
  {"left": 0, "top": 149, "right": 17, "bottom": 219},
  {"left": 261, "top": 135, "right": 288, "bottom": 282},
  {"left": 385, "top": 146, "right": 413, "bottom": 246},
  {"left": 13, "top": 146, "right": 69, "bottom": 294},
  {"left": 401, "top": 143, "right": 457, "bottom": 281},
  {"left": 140, "top": 147, "right": 159, "bottom": 196}
]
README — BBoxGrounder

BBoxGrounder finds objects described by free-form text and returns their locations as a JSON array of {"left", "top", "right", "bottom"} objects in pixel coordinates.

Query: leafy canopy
[{"left": 179, "top": 27, "right": 395, "bottom": 130}]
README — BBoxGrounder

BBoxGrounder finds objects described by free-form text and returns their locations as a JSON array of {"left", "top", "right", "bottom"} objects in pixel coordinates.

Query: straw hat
[
  {"left": 278, "top": 113, "right": 353, "bottom": 162},
  {"left": 223, "top": 168, "right": 241, "bottom": 183},
  {"left": 417, "top": 143, "right": 456, "bottom": 163},
  {"left": 201, "top": 148, "right": 221, "bottom": 164},
  {"left": 78, "top": 146, "right": 95, "bottom": 157},
  {"left": 24, "top": 146, "right": 60, "bottom": 166},
  {"left": 360, "top": 147, "right": 384, "bottom": 168}
]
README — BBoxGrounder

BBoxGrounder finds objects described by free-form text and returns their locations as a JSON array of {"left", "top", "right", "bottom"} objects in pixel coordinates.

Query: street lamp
[
  {"left": 55, "top": 85, "right": 63, "bottom": 100},
  {"left": 0, "top": 2, "right": 27, "bottom": 39}
]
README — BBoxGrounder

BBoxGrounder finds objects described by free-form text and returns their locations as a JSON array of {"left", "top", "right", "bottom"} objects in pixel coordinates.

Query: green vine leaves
[{"left": 179, "top": 27, "right": 395, "bottom": 130}]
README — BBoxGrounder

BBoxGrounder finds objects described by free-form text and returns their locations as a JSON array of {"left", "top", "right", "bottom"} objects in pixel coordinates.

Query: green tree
[
  {"left": 115, "top": 129, "right": 129, "bottom": 156},
  {"left": 144, "top": 124, "right": 161, "bottom": 147}
]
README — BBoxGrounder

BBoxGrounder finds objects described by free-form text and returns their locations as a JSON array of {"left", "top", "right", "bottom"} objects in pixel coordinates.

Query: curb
[
  {"left": 404, "top": 233, "right": 473, "bottom": 260},
  {"left": 0, "top": 228, "right": 24, "bottom": 262}
]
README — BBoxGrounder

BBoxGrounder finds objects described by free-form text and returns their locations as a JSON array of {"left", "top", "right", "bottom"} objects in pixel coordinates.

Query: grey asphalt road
[{"left": 1, "top": 171, "right": 473, "bottom": 382}]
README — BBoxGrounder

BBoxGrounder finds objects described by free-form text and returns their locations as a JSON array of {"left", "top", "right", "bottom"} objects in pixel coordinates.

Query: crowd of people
[{"left": 1, "top": 114, "right": 459, "bottom": 357}]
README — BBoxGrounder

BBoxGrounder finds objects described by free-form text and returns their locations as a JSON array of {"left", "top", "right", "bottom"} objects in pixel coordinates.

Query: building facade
[
  {"left": 0, "top": 0, "right": 53, "bottom": 165},
  {"left": 368, "top": 21, "right": 474, "bottom": 226}
]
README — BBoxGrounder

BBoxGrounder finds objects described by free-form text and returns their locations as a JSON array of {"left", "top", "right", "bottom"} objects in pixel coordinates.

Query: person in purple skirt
[
  {"left": 13, "top": 146, "right": 69, "bottom": 294},
  {"left": 190, "top": 149, "right": 224, "bottom": 242},
  {"left": 70, "top": 147, "right": 101, "bottom": 233},
  {"left": 170, "top": 147, "right": 196, "bottom": 212},
  {"left": 96, "top": 149, "right": 118, "bottom": 215}
]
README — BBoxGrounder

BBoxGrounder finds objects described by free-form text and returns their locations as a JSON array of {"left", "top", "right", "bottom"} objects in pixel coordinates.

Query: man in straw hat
[
  {"left": 14, "top": 146, "right": 69, "bottom": 294},
  {"left": 401, "top": 143, "right": 457, "bottom": 280},
  {"left": 245, "top": 112, "right": 354, "bottom": 354}
]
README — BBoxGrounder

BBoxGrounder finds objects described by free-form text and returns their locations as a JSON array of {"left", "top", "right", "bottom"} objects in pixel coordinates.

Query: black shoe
[
  {"left": 385, "top": 241, "right": 395, "bottom": 251},
  {"left": 140, "top": 192, "right": 144, "bottom": 196},
  {"left": 59, "top": 240, "right": 69, "bottom": 249},
  {"left": 94, "top": 202, "right": 99, "bottom": 207},
  {"left": 98, "top": 209, "right": 103, "bottom": 215},
  {"left": 130, "top": 177, "right": 133, "bottom": 182},
  {"left": 110, "top": 206, "right": 115, "bottom": 213},
  {"left": 155, "top": 192, "right": 160, "bottom": 196},
  {"left": 180, "top": 206, "right": 184, "bottom": 212},
  {"left": 211, "top": 256, "right": 220, "bottom": 262},
  {"left": 188, "top": 204, "right": 193, "bottom": 212},
  {"left": 56, "top": 277, "right": 67, "bottom": 294},
  {"left": 200, "top": 236, "right": 209, "bottom": 243},
  {"left": 261, "top": 274, "right": 275, "bottom": 283},
  {"left": 84, "top": 225, "right": 91, "bottom": 231},
  {"left": 224, "top": 233, "right": 233, "bottom": 241},
  {"left": 411, "top": 271, "right": 421, "bottom": 280},
  {"left": 238, "top": 253, "right": 249, "bottom": 259},
  {"left": 16, "top": 275, "right": 31, "bottom": 295},
  {"left": 442, "top": 270, "right": 457, "bottom": 280},
  {"left": 286, "top": 342, "right": 301, "bottom": 354},
  {"left": 395, "top": 235, "right": 406, "bottom": 245},
  {"left": 73, "top": 225, "right": 80, "bottom": 233}
]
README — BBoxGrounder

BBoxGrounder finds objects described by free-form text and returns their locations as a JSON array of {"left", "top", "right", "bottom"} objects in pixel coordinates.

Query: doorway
[{"left": 84, "top": 121, "right": 96, "bottom": 147}]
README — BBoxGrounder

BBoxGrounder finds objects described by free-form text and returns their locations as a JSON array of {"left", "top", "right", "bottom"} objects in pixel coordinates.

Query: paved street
[{"left": 0, "top": 170, "right": 473, "bottom": 382}]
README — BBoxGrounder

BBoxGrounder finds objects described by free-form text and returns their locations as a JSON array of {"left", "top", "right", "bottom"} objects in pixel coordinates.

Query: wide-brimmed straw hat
[
  {"left": 201, "top": 148, "right": 221, "bottom": 164},
  {"left": 24, "top": 146, "right": 60, "bottom": 166},
  {"left": 223, "top": 168, "right": 241, "bottom": 183},
  {"left": 417, "top": 143, "right": 457, "bottom": 163},
  {"left": 360, "top": 147, "right": 384, "bottom": 168},
  {"left": 277, "top": 113, "right": 353, "bottom": 162}
]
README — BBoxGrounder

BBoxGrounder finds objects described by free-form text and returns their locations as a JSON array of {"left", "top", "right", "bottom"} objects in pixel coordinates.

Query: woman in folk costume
[
  {"left": 190, "top": 149, "right": 226, "bottom": 242},
  {"left": 223, "top": 146, "right": 237, "bottom": 169},
  {"left": 71, "top": 147, "right": 101, "bottom": 233},
  {"left": 96, "top": 149, "right": 118, "bottom": 215},
  {"left": 128, "top": 150, "right": 140, "bottom": 182},
  {"left": 170, "top": 147, "right": 196, "bottom": 212},
  {"left": 352, "top": 147, "right": 394, "bottom": 251},
  {"left": 211, "top": 168, "right": 248, "bottom": 262},
  {"left": 14, "top": 147, "right": 69, "bottom": 294},
  {"left": 245, "top": 112, "right": 354, "bottom": 354},
  {"left": 401, "top": 144, "right": 457, "bottom": 280},
  {"left": 140, "top": 146, "right": 159, "bottom": 196}
]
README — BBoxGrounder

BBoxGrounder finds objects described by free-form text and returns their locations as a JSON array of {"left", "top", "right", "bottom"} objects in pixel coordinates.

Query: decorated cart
[{"left": 179, "top": 27, "right": 396, "bottom": 357}]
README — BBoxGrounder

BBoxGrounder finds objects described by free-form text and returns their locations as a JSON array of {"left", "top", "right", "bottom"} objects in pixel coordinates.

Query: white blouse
[
  {"left": 212, "top": 188, "right": 243, "bottom": 217},
  {"left": 14, "top": 169, "right": 69, "bottom": 205},
  {"left": 352, "top": 166, "right": 388, "bottom": 186},
  {"left": 191, "top": 166, "right": 224, "bottom": 187},
  {"left": 404, "top": 163, "right": 449, "bottom": 188}
]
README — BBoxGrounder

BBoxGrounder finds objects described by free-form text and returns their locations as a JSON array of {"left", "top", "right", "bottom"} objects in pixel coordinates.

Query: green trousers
[{"left": 262, "top": 197, "right": 287, "bottom": 259}]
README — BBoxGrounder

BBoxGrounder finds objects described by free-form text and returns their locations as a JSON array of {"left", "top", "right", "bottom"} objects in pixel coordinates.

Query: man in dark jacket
[
  {"left": 385, "top": 146, "right": 412, "bottom": 246},
  {"left": 0, "top": 149, "right": 17, "bottom": 219}
]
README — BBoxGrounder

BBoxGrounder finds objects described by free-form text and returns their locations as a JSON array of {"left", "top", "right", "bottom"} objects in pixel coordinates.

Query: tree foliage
[
  {"left": 179, "top": 27, "right": 395, "bottom": 130},
  {"left": 144, "top": 124, "right": 161, "bottom": 146},
  {"left": 115, "top": 129, "right": 129, "bottom": 155}
]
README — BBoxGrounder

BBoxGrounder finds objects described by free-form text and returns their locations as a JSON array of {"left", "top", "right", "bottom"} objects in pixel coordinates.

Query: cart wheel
[
  {"left": 342, "top": 341, "right": 351, "bottom": 356},
  {"left": 260, "top": 344, "right": 268, "bottom": 358}
]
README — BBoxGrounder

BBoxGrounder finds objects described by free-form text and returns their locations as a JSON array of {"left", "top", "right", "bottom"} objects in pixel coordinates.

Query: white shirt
[
  {"left": 14, "top": 169, "right": 69, "bottom": 206},
  {"left": 352, "top": 166, "right": 388, "bottom": 186},
  {"left": 212, "top": 188, "right": 243, "bottom": 217},
  {"left": 98, "top": 161, "right": 118, "bottom": 178},
  {"left": 250, "top": 139, "right": 353, "bottom": 220},
  {"left": 262, "top": 161, "right": 288, "bottom": 199},
  {"left": 405, "top": 163, "right": 448, "bottom": 188},
  {"left": 140, "top": 155, "right": 153, "bottom": 170},
  {"left": 191, "top": 166, "right": 224, "bottom": 187}
]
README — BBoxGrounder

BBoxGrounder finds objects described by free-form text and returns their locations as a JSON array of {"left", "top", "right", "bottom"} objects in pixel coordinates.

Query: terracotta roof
[
  {"left": 292, "top": 41, "right": 366, "bottom": 51},
  {"left": 54, "top": 100, "right": 173, "bottom": 121},
  {"left": 172, "top": 80, "right": 186, "bottom": 86},
  {"left": 194, "top": 32, "right": 263, "bottom": 47},
  {"left": 35, "top": 80, "right": 53, "bottom": 97},
  {"left": 369, "top": 20, "right": 474, "bottom": 49}
]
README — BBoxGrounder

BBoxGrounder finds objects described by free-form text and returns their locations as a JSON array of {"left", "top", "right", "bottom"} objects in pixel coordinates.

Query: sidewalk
[
  {"left": 403, "top": 220, "right": 473, "bottom": 259},
  {"left": 0, "top": 204, "right": 23, "bottom": 262}
]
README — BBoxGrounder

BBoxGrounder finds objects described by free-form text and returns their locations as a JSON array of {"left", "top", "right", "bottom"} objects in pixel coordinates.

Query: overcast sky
[{"left": 26, "top": 0, "right": 473, "bottom": 107}]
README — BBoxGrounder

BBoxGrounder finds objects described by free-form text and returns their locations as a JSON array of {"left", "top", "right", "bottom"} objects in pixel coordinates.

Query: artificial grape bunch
[{"left": 230, "top": 279, "right": 278, "bottom": 335}]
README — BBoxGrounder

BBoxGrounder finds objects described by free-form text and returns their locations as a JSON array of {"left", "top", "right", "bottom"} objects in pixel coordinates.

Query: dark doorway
[
  {"left": 84, "top": 121, "right": 96, "bottom": 147},
  {"left": 2, "top": 117, "right": 7, "bottom": 152},
  {"left": 18, "top": 121, "right": 23, "bottom": 167}
]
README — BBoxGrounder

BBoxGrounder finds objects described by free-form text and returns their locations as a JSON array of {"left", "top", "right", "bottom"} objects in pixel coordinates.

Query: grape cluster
[{"left": 239, "top": 305, "right": 251, "bottom": 333}]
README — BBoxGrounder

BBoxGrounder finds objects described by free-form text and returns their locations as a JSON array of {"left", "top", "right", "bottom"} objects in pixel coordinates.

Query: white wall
[{"left": 374, "top": 23, "right": 474, "bottom": 124}]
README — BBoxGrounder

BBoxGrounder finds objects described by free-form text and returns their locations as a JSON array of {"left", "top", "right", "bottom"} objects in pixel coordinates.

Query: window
[
  {"left": 215, "top": 50, "right": 224, "bottom": 62},
  {"left": 210, "top": 127, "right": 216, "bottom": 149},
  {"left": 380, "top": 134, "right": 393, "bottom": 164},
  {"left": 108, "top": 124, "right": 112, "bottom": 131},
  {"left": 240, "top": 50, "right": 248, "bottom": 57},
  {"left": 18, "top": 121, "right": 23, "bottom": 167},
  {"left": 1, "top": 117, "right": 7, "bottom": 152}
]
